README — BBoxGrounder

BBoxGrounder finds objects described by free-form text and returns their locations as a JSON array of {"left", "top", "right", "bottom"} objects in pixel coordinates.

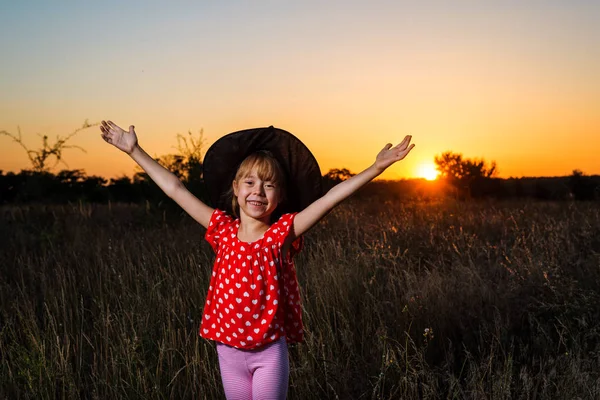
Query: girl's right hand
[{"left": 100, "top": 120, "right": 138, "bottom": 154}]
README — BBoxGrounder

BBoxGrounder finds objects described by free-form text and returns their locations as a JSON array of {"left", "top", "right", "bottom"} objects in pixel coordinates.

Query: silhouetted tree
[
  {"left": 107, "top": 176, "right": 142, "bottom": 203},
  {"left": 134, "top": 129, "right": 207, "bottom": 205},
  {"left": 569, "top": 169, "right": 598, "bottom": 201},
  {"left": 533, "top": 180, "right": 553, "bottom": 200},
  {"left": 0, "top": 121, "right": 97, "bottom": 172},
  {"left": 434, "top": 152, "right": 498, "bottom": 199},
  {"left": 12, "top": 170, "right": 57, "bottom": 202},
  {"left": 80, "top": 175, "right": 108, "bottom": 202},
  {"left": 0, "top": 171, "right": 20, "bottom": 203},
  {"left": 0, "top": 169, "right": 108, "bottom": 203},
  {"left": 0, "top": 125, "right": 209, "bottom": 205},
  {"left": 322, "top": 168, "right": 355, "bottom": 190}
]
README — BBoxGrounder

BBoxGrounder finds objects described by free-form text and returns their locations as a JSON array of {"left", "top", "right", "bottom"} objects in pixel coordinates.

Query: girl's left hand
[{"left": 375, "top": 135, "right": 415, "bottom": 171}]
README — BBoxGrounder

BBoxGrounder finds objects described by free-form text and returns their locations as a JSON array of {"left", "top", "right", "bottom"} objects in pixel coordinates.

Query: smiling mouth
[{"left": 247, "top": 201, "right": 266, "bottom": 207}]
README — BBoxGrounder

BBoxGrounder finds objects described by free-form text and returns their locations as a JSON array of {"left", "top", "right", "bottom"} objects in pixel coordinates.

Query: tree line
[
  {"left": 1, "top": 122, "right": 599, "bottom": 204},
  {"left": 1, "top": 161, "right": 598, "bottom": 205}
]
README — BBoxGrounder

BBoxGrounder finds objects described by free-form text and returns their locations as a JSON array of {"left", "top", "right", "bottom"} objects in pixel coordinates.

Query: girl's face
[{"left": 233, "top": 168, "right": 281, "bottom": 222}]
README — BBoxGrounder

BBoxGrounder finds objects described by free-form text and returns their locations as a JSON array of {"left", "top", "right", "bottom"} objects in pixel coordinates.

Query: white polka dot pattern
[{"left": 200, "top": 209, "right": 304, "bottom": 350}]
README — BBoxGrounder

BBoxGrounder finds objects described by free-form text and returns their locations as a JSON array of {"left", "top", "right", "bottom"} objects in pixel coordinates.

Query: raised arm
[
  {"left": 100, "top": 120, "right": 214, "bottom": 228},
  {"left": 290, "top": 135, "right": 415, "bottom": 239}
]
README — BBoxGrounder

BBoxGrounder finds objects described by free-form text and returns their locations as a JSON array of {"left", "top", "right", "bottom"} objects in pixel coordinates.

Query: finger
[
  {"left": 129, "top": 125, "right": 135, "bottom": 134},
  {"left": 403, "top": 144, "right": 415, "bottom": 154},
  {"left": 383, "top": 143, "right": 393, "bottom": 151},
  {"left": 394, "top": 135, "right": 411, "bottom": 149},
  {"left": 102, "top": 124, "right": 114, "bottom": 135},
  {"left": 107, "top": 120, "right": 121, "bottom": 131}
]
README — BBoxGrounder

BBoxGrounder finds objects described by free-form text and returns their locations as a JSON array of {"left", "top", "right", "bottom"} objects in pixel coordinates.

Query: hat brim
[{"left": 203, "top": 126, "right": 323, "bottom": 216}]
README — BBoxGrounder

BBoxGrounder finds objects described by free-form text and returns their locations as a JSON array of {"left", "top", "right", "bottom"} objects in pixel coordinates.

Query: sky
[{"left": 1, "top": 0, "right": 599, "bottom": 180}]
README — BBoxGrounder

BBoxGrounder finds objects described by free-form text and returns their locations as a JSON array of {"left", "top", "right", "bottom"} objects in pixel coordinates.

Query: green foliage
[{"left": 1, "top": 200, "right": 599, "bottom": 398}]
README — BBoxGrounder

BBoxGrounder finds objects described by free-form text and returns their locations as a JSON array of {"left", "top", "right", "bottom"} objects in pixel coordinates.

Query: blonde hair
[{"left": 229, "top": 151, "right": 286, "bottom": 218}]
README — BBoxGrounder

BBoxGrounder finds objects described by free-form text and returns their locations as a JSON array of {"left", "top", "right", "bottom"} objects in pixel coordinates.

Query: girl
[{"left": 99, "top": 121, "right": 414, "bottom": 399}]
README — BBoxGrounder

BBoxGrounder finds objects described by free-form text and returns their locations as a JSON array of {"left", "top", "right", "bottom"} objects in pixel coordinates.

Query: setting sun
[{"left": 416, "top": 162, "right": 439, "bottom": 181}]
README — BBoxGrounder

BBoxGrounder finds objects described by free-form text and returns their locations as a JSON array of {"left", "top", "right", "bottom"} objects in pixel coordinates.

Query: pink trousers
[{"left": 216, "top": 338, "right": 289, "bottom": 400}]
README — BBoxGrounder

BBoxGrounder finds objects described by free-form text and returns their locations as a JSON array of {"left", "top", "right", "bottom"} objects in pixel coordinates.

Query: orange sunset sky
[{"left": 1, "top": 1, "right": 599, "bottom": 181}]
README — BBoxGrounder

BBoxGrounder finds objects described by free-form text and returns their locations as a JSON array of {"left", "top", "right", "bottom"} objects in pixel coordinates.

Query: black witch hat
[{"left": 203, "top": 126, "right": 323, "bottom": 217}]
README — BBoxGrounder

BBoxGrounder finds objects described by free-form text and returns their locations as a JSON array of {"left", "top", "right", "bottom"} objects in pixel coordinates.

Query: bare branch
[{"left": 0, "top": 120, "right": 98, "bottom": 172}]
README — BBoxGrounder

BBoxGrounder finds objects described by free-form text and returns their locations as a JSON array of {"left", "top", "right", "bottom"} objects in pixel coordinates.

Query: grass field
[{"left": 1, "top": 199, "right": 599, "bottom": 399}]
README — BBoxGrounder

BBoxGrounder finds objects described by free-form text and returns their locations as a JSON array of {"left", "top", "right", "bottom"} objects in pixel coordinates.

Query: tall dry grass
[{"left": 1, "top": 199, "right": 599, "bottom": 399}]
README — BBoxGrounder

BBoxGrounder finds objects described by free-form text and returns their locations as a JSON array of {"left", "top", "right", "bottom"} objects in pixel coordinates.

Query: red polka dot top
[{"left": 200, "top": 209, "right": 304, "bottom": 350}]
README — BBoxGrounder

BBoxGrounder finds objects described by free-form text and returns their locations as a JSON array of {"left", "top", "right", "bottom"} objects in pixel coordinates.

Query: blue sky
[{"left": 1, "top": 1, "right": 599, "bottom": 178}]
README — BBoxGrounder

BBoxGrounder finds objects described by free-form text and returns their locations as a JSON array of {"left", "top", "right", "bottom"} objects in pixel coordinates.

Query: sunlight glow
[{"left": 416, "top": 162, "right": 439, "bottom": 181}]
